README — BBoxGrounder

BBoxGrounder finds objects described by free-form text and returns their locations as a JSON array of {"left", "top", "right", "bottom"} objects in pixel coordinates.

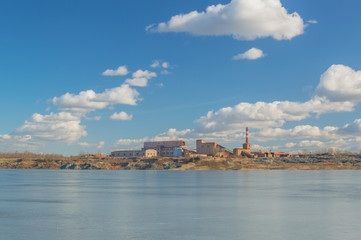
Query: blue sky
[{"left": 1, "top": 0, "right": 361, "bottom": 155}]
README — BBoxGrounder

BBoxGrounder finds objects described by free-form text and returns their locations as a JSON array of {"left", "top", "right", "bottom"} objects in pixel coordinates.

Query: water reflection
[{"left": 0, "top": 170, "right": 360, "bottom": 240}]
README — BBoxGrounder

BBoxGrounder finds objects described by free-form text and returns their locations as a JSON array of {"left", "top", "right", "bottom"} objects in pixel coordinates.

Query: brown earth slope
[{"left": 1, "top": 153, "right": 361, "bottom": 170}]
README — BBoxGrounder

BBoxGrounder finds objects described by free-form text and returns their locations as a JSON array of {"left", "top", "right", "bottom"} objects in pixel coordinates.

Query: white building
[{"left": 111, "top": 149, "right": 157, "bottom": 158}]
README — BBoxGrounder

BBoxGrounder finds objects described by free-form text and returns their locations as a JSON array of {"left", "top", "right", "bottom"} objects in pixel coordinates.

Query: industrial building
[
  {"left": 110, "top": 129, "right": 293, "bottom": 159},
  {"left": 233, "top": 127, "right": 252, "bottom": 157},
  {"left": 232, "top": 127, "right": 293, "bottom": 158},
  {"left": 144, "top": 140, "right": 185, "bottom": 157},
  {"left": 111, "top": 140, "right": 186, "bottom": 158},
  {"left": 111, "top": 149, "right": 157, "bottom": 158},
  {"left": 196, "top": 139, "right": 232, "bottom": 156}
]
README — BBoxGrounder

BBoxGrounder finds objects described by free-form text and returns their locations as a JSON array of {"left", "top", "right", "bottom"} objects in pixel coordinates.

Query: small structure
[
  {"left": 253, "top": 152, "right": 293, "bottom": 158},
  {"left": 111, "top": 149, "right": 157, "bottom": 158}
]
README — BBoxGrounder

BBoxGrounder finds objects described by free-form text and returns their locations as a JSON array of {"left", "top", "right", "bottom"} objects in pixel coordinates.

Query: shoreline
[{"left": 1, "top": 154, "right": 361, "bottom": 170}]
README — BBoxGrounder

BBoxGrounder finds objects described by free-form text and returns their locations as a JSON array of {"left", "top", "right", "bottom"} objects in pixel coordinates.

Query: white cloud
[
  {"left": 125, "top": 78, "right": 149, "bottom": 87},
  {"left": 147, "top": 0, "right": 305, "bottom": 40},
  {"left": 94, "top": 116, "right": 102, "bottom": 121},
  {"left": 125, "top": 70, "right": 157, "bottom": 87},
  {"left": 114, "top": 137, "right": 149, "bottom": 146},
  {"left": 285, "top": 142, "right": 296, "bottom": 148},
  {"left": 316, "top": 64, "right": 361, "bottom": 102},
  {"left": 151, "top": 60, "right": 171, "bottom": 69},
  {"left": 233, "top": 48, "right": 265, "bottom": 60},
  {"left": 110, "top": 112, "right": 133, "bottom": 121},
  {"left": 308, "top": 20, "right": 318, "bottom": 24},
  {"left": 52, "top": 84, "right": 140, "bottom": 112},
  {"left": 78, "top": 142, "right": 91, "bottom": 147},
  {"left": 299, "top": 140, "right": 325, "bottom": 148},
  {"left": 256, "top": 125, "right": 339, "bottom": 141},
  {"left": 132, "top": 69, "right": 157, "bottom": 79},
  {"left": 195, "top": 64, "right": 361, "bottom": 134},
  {"left": 150, "top": 60, "right": 160, "bottom": 68},
  {"left": 102, "top": 66, "right": 129, "bottom": 76},
  {"left": 336, "top": 119, "right": 361, "bottom": 136},
  {"left": 195, "top": 97, "right": 354, "bottom": 134},
  {"left": 12, "top": 112, "right": 87, "bottom": 143},
  {"left": 162, "top": 62, "right": 170, "bottom": 68},
  {"left": 152, "top": 128, "right": 194, "bottom": 141},
  {"left": 97, "top": 141, "right": 105, "bottom": 149},
  {"left": 0, "top": 134, "right": 11, "bottom": 140},
  {"left": 78, "top": 140, "right": 105, "bottom": 149}
]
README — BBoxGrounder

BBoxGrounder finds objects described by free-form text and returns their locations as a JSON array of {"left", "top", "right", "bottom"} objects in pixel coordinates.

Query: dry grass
[{"left": 0, "top": 152, "right": 76, "bottom": 161}]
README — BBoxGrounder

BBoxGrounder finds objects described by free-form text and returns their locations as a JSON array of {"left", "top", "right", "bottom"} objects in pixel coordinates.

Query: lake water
[{"left": 0, "top": 170, "right": 360, "bottom": 240}]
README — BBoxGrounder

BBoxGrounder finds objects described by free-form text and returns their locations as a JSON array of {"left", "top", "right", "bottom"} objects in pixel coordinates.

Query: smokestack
[{"left": 246, "top": 127, "right": 249, "bottom": 144}]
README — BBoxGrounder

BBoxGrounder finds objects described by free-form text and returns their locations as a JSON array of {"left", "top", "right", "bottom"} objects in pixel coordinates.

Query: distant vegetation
[
  {"left": 0, "top": 152, "right": 76, "bottom": 161},
  {"left": 1, "top": 151, "right": 361, "bottom": 170}
]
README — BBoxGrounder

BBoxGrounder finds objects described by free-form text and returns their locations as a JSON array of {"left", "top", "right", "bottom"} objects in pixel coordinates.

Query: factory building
[
  {"left": 196, "top": 139, "right": 232, "bottom": 156},
  {"left": 233, "top": 128, "right": 294, "bottom": 158},
  {"left": 155, "top": 146, "right": 184, "bottom": 157},
  {"left": 109, "top": 131, "right": 294, "bottom": 159},
  {"left": 111, "top": 149, "right": 157, "bottom": 158},
  {"left": 233, "top": 127, "right": 252, "bottom": 157},
  {"left": 144, "top": 140, "right": 186, "bottom": 157}
]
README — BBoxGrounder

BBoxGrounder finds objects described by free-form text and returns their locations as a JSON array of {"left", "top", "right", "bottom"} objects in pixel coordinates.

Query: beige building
[
  {"left": 196, "top": 139, "right": 232, "bottom": 156},
  {"left": 111, "top": 149, "right": 157, "bottom": 158}
]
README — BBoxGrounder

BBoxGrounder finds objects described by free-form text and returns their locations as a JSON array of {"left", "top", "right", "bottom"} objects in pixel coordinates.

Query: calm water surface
[{"left": 0, "top": 170, "right": 360, "bottom": 240}]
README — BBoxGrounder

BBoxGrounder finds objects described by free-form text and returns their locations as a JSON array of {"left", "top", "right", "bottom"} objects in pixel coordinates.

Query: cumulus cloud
[
  {"left": 233, "top": 48, "right": 265, "bottom": 60},
  {"left": 12, "top": 112, "right": 87, "bottom": 143},
  {"left": 150, "top": 60, "right": 160, "bottom": 68},
  {"left": 256, "top": 125, "right": 339, "bottom": 141},
  {"left": 125, "top": 70, "right": 157, "bottom": 87},
  {"left": 195, "top": 64, "right": 361, "bottom": 134},
  {"left": 102, "top": 66, "right": 129, "bottom": 76},
  {"left": 195, "top": 97, "right": 354, "bottom": 134},
  {"left": 52, "top": 84, "right": 140, "bottom": 112},
  {"left": 147, "top": 0, "right": 305, "bottom": 40},
  {"left": 254, "top": 119, "right": 361, "bottom": 152},
  {"left": 125, "top": 78, "right": 149, "bottom": 87},
  {"left": 132, "top": 70, "right": 157, "bottom": 79},
  {"left": 316, "top": 64, "right": 361, "bottom": 102},
  {"left": 110, "top": 112, "right": 133, "bottom": 121},
  {"left": 299, "top": 140, "right": 325, "bottom": 148},
  {"left": 336, "top": 119, "right": 361, "bottom": 136}
]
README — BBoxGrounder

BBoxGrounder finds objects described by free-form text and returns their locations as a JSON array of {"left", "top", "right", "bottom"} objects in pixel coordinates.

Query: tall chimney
[{"left": 246, "top": 127, "right": 249, "bottom": 144}]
